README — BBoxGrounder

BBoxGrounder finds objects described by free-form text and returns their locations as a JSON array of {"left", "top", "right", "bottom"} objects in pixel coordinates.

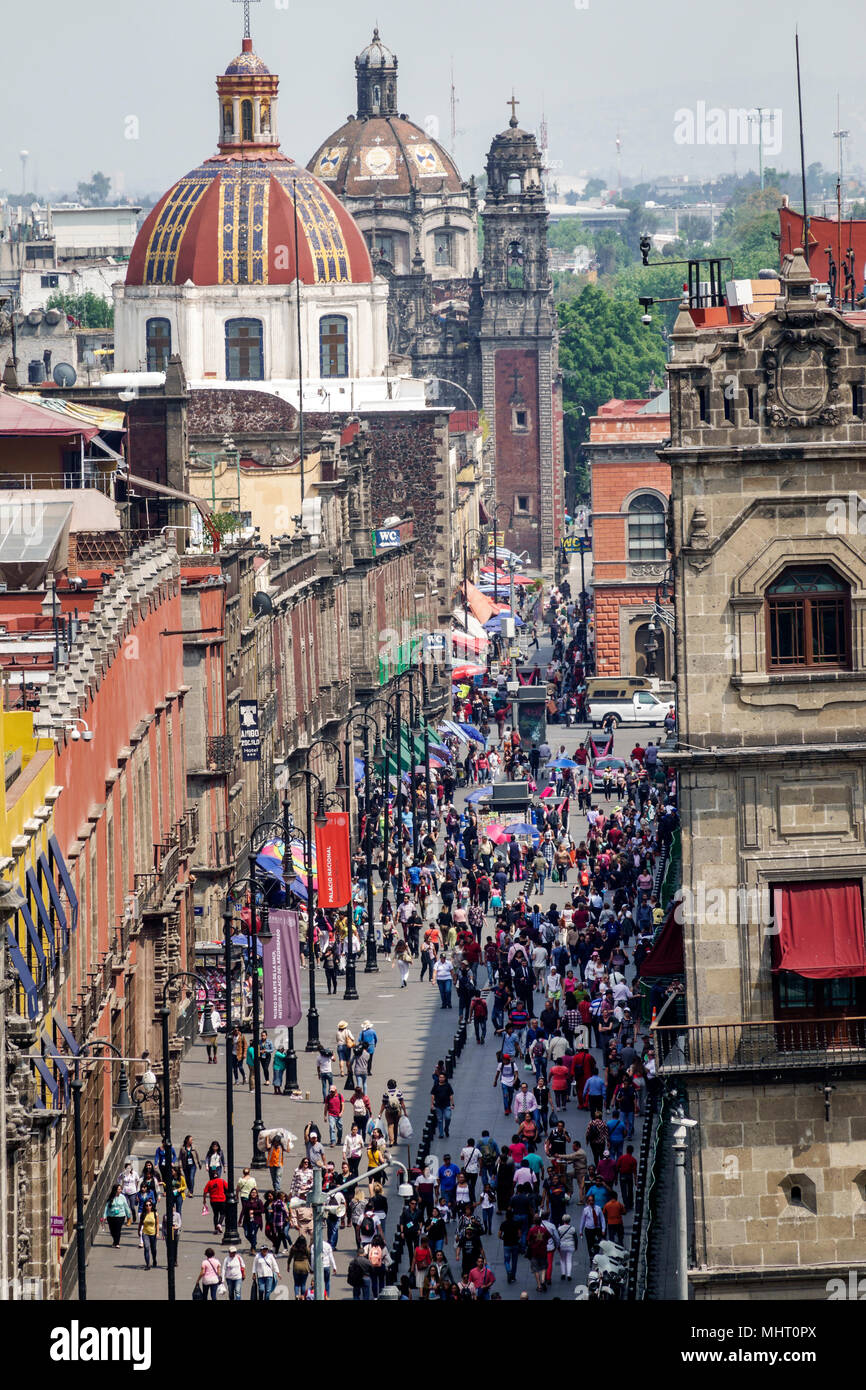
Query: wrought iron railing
[
  {"left": 206, "top": 736, "right": 234, "bottom": 774},
  {"left": 654, "top": 1016, "right": 866, "bottom": 1075}
]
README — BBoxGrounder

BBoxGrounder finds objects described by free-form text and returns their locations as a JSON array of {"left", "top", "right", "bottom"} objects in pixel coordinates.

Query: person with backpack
[
  {"left": 478, "top": 1130, "right": 500, "bottom": 1190},
  {"left": 379, "top": 1079, "right": 407, "bottom": 1147}
]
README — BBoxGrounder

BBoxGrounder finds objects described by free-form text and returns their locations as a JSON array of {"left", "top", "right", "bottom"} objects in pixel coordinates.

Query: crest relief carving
[{"left": 763, "top": 328, "right": 840, "bottom": 428}]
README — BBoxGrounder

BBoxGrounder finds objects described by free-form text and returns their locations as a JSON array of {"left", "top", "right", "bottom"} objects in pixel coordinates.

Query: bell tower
[
  {"left": 479, "top": 97, "right": 563, "bottom": 570},
  {"left": 216, "top": 36, "right": 280, "bottom": 156},
  {"left": 355, "top": 28, "right": 398, "bottom": 118}
]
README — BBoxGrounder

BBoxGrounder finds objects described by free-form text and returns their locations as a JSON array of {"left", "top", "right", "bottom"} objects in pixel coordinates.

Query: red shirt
[
  {"left": 616, "top": 1152, "right": 638, "bottom": 1176},
  {"left": 550, "top": 1063, "right": 570, "bottom": 1093},
  {"left": 603, "top": 1199, "right": 626, "bottom": 1227},
  {"left": 204, "top": 1177, "right": 228, "bottom": 1204}
]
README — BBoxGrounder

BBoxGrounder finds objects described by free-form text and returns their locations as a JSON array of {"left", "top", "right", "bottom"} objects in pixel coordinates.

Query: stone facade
[{"left": 661, "top": 250, "right": 866, "bottom": 1295}]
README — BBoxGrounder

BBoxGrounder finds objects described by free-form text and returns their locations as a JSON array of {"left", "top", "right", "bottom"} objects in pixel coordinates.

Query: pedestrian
[
  {"left": 343, "top": 1123, "right": 365, "bottom": 1178},
  {"left": 347, "top": 1251, "right": 374, "bottom": 1300},
  {"left": 604, "top": 1193, "right": 626, "bottom": 1244},
  {"left": 358, "top": 1020, "right": 378, "bottom": 1075},
  {"left": 220, "top": 1246, "right": 246, "bottom": 1300},
  {"left": 434, "top": 952, "right": 454, "bottom": 1008},
  {"left": 230, "top": 1026, "right": 246, "bottom": 1084},
  {"left": 255, "top": 1245, "right": 282, "bottom": 1301},
  {"left": 243, "top": 1186, "right": 265, "bottom": 1252},
  {"left": 272, "top": 1042, "right": 287, "bottom": 1094},
  {"left": 494, "top": 1053, "right": 518, "bottom": 1116},
  {"left": 335, "top": 1020, "right": 355, "bottom": 1077},
  {"left": 498, "top": 1207, "right": 522, "bottom": 1284},
  {"left": 199, "top": 1001, "right": 221, "bottom": 1064},
  {"left": 266, "top": 1135, "right": 284, "bottom": 1191},
  {"left": 350, "top": 1041, "right": 370, "bottom": 1095},
  {"left": 459, "top": 1138, "right": 483, "bottom": 1202},
  {"left": 617, "top": 1144, "right": 637, "bottom": 1211},
  {"left": 316, "top": 1046, "right": 335, "bottom": 1100},
  {"left": 179, "top": 1135, "right": 201, "bottom": 1196},
  {"left": 204, "top": 1140, "right": 225, "bottom": 1181},
  {"left": 468, "top": 990, "right": 488, "bottom": 1043},
  {"left": 138, "top": 1199, "right": 159, "bottom": 1270},
  {"left": 195, "top": 1247, "right": 223, "bottom": 1300},
  {"left": 394, "top": 937, "right": 411, "bottom": 988},
  {"left": 379, "top": 1079, "right": 407, "bottom": 1147},
  {"left": 324, "top": 1083, "right": 346, "bottom": 1146},
  {"left": 556, "top": 1214, "right": 577, "bottom": 1281},
  {"left": 579, "top": 1193, "right": 606, "bottom": 1258},
  {"left": 203, "top": 1170, "right": 229, "bottom": 1234},
  {"left": 431, "top": 1069, "right": 454, "bottom": 1139},
  {"left": 102, "top": 1184, "right": 133, "bottom": 1247}
]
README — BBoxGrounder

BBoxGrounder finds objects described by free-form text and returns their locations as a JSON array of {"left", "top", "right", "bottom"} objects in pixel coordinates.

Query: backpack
[
  {"left": 479, "top": 1139, "right": 497, "bottom": 1165},
  {"left": 385, "top": 1093, "right": 402, "bottom": 1121},
  {"left": 359, "top": 1215, "right": 376, "bottom": 1240},
  {"left": 346, "top": 1258, "right": 364, "bottom": 1289}
]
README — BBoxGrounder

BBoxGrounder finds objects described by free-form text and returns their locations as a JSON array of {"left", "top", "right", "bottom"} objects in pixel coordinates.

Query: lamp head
[{"left": 141, "top": 1067, "right": 157, "bottom": 1096}]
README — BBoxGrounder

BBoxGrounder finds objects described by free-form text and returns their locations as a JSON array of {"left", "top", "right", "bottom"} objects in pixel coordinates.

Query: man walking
[{"left": 431, "top": 1069, "right": 454, "bottom": 1139}]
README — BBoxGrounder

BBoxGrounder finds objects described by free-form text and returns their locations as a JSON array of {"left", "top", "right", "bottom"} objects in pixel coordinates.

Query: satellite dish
[
  {"left": 53, "top": 362, "right": 77, "bottom": 387},
  {"left": 252, "top": 591, "right": 274, "bottom": 618}
]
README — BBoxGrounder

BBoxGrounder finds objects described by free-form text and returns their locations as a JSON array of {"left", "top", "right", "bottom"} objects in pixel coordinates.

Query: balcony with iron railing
[
  {"left": 206, "top": 735, "right": 235, "bottom": 775},
  {"left": 653, "top": 1016, "right": 866, "bottom": 1080}
]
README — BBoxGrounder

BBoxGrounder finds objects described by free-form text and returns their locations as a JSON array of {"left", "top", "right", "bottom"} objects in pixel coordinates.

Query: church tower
[{"left": 479, "top": 98, "right": 564, "bottom": 569}]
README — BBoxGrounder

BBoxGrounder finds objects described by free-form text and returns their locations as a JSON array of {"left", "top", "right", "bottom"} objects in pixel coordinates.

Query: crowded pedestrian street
[{"left": 82, "top": 563, "right": 678, "bottom": 1303}]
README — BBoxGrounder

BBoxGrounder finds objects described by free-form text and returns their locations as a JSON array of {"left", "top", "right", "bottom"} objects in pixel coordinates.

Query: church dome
[
  {"left": 309, "top": 115, "right": 464, "bottom": 198},
  {"left": 125, "top": 158, "right": 373, "bottom": 287},
  {"left": 125, "top": 36, "right": 373, "bottom": 288}
]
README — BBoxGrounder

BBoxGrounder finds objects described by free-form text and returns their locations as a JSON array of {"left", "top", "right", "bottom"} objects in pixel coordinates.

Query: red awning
[
  {"left": 772, "top": 880, "right": 866, "bottom": 979},
  {"left": 640, "top": 896, "right": 684, "bottom": 977},
  {"left": 462, "top": 580, "right": 496, "bottom": 625},
  {"left": 0, "top": 391, "right": 98, "bottom": 440}
]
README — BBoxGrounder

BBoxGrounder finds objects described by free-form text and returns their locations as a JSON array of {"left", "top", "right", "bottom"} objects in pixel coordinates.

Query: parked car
[{"left": 587, "top": 690, "right": 671, "bottom": 728}]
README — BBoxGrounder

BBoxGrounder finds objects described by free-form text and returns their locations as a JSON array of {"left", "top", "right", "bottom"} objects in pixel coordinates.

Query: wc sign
[{"left": 372, "top": 520, "right": 413, "bottom": 555}]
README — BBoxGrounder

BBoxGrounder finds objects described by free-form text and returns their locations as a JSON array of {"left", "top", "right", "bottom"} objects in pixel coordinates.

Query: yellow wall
[
  {"left": 1, "top": 709, "right": 57, "bottom": 991},
  {"left": 188, "top": 453, "right": 323, "bottom": 541}
]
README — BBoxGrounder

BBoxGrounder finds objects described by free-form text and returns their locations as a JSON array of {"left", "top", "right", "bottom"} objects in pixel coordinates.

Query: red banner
[{"left": 314, "top": 811, "right": 352, "bottom": 908}]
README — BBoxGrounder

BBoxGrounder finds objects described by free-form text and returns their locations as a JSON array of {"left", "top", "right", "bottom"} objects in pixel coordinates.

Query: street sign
[
  {"left": 424, "top": 633, "right": 446, "bottom": 654},
  {"left": 563, "top": 536, "right": 592, "bottom": 554},
  {"left": 239, "top": 700, "right": 261, "bottom": 762},
  {"left": 508, "top": 644, "right": 521, "bottom": 658},
  {"left": 50, "top": 1216, "right": 64, "bottom": 1238}
]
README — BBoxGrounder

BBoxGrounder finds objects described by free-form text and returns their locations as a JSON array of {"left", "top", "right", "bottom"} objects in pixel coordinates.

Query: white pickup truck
[{"left": 588, "top": 690, "right": 672, "bottom": 728}]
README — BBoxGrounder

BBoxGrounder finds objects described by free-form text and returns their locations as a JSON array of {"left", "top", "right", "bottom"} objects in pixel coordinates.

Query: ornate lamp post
[{"left": 226, "top": 870, "right": 272, "bottom": 1166}]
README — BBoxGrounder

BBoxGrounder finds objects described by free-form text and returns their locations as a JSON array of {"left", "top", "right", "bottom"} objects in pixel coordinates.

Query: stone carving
[
  {"left": 763, "top": 329, "right": 840, "bottom": 428},
  {"left": 687, "top": 504, "right": 711, "bottom": 549}
]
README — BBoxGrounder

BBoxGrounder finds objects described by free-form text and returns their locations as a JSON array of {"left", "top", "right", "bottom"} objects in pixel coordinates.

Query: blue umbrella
[
  {"left": 502, "top": 821, "right": 541, "bottom": 841},
  {"left": 465, "top": 787, "right": 492, "bottom": 803},
  {"left": 231, "top": 934, "right": 264, "bottom": 955},
  {"left": 353, "top": 757, "right": 365, "bottom": 783},
  {"left": 456, "top": 722, "right": 486, "bottom": 744},
  {"left": 547, "top": 757, "right": 579, "bottom": 769}
]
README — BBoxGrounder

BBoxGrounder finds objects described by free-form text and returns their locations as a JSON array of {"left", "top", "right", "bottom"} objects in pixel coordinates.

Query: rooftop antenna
[
  {"left": 450, "top": 57, "right": 458, "bottom": 156},
  {"left": 747, "top": 108, "right": 773, "bottom": 190},
  {"left": 833, "top": 93, "right": 849, "bottom": 303},
  {"left": 795, "top": 27, "right": 810, "bottom": 265},
  {"left": 615, "top": 131, "right": 622, "bottom": 198}
]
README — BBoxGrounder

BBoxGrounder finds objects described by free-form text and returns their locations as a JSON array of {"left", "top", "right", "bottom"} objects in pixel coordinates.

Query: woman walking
[
  {"left": 287, "top": 1235, "right": 312, "bottom": 1299},
  {"left": 102, "top": 1184, "right": 133, "bottom": 1247},
  {"left": 204, "top": 1140, "right": 225, "bottom": 1181},
  {"left": 179, "top": 1135, "right": 201, "bottom": 1196},
  {"left": 243, "top": 1187, "right": 265, "bottom": 1253},
  {"left": 138, "top": 1199, "right": 159, "bottom": 1270},
  {"left": 195, "top": 1247, "right": 223, "bottom": 1300}
]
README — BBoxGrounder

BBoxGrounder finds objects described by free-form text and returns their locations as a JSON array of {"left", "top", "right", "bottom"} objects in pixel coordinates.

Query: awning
[
  {"left": 39, "top": 852, "right": 68, "bottom": 948},
  {"left": 26, "top": 866, "right": 55, "bottom": 967},
  {"left": 461, "top": 580, "right": 497, "bottom": 625},
  {"left": 0, "top": 500, "right": 72, "bottom": 589},
  {"left": 31, "top": 1055, "right": 59, "bottom": 1106},
  {"left": 0, "top": 391, "right": 98, "bottom": 440},
  {"left": 772, "top": 880, "right": 866, "bottom": 979},
  {"left": 48, "top": 835, "right": 79, "bottom": 932},
  {"left": 17, "top": 898, "right": 47, "bottom": 975},
  {"left": 451, "top": 629, "right": 489, "bottom": 656},
  {"left": 6, "top": 925, "right": 39, "bottom": 1020},
  {"left": 452, "top": 609, "right": 489, "bottom": 641},
  {"left": 20, "top": 394, "right": 126, "bottom": 433},
  {"left": 54, "top": 1012, "right": 79, "bottom": 1055},
  {"left": 640, "top": 896, "right": 685, "bottom": 977}
]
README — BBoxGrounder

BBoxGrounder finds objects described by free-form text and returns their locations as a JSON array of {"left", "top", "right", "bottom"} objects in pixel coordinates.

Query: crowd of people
[{"left": 94, "top": 566, "right": 676, "bottom": 1299}]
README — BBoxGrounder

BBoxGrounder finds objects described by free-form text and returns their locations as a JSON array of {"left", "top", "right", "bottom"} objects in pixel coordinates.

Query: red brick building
[{"left": 585, "top": 392, "right": 672, "bottom": 677}]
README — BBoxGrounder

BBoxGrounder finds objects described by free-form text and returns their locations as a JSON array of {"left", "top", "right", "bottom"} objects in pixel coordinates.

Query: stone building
[
  {"left": 585, "top": 392, "right": 672, "bottom": 677},
  {"left": 659, "top": 249, "right": 866, "bottom": 1297}
]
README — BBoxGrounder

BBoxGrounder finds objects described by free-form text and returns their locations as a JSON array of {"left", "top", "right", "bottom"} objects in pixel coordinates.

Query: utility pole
[{"left": 747, "top": 108, "right": 773, "bottom": 191}]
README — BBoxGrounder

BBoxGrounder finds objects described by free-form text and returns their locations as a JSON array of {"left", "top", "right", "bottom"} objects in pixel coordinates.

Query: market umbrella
[
  {"left": 484, "top": 824, "right": 509, "bottom": 844},
  {"left": 465, "top": 787, "right": 492, "bottom": 803},
  {"left": 500, "top": 821, "right": 541, "bottom": 842},
  {"left": 451, "top": 663, "right": 486, "bottom": 680},
  {"left": 547, "top": 756, "right": 579, "bottom": 768},
  {"left": 231, "top": 934, "right": 264, "bottom": 955}
]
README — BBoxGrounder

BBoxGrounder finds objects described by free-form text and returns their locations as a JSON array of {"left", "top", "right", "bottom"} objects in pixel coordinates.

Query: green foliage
[
  {"left": 75, "top": 171, "right": 112, "bottom": 205},
  {"left": 210, "top": 512, "right": 241, "bottom": 538},
  {"left": 548, "top": 218, "right": 591, "bottom": 254},
  {"left": 46, "top": 291, "right": 114, "bottom": 328},
  {"left": 583, "top": 177, "right": 606, "bottom": 199},
  {"left": 558, "top": 284, "right": 667, "bottom": 502}
]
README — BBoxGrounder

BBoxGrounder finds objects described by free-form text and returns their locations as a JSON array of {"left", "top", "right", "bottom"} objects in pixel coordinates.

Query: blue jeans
[
  {"left": 320, "top": 1075, "right": 333, "bottom": 1100},
  {"left": 482, "top": 1207, "right": 493, "bottom": 1234},
  {"left": 436, "top": 1105, "right": 452, "bottom": 1137},
  {"left": 226, "top": 1278, "right": 242, "bottom": 1300},
  {"left": 503, "top": 1244, "right": 520, "bottom": 1280},
  {"left": 438, "top": 979, "right": 452, "bottom": 1008},
  {"left": 486, "top": 963, "right": 496, "bottom": 986},
  {"left": 328, "top": 1114, "right": 343, "bottom": 1145},
  {"left": 501, "top": 1084, "right": 514, "bottom": 1112},
  {"left": 326, "top": 1214, "right": 340, "bottom": 1247},
  {"left": 257, "top": 1275, "right": 276, "bottom": 1300},
  {"left": 353, "top": 1276, "right": 373, "bottom": 1300}
]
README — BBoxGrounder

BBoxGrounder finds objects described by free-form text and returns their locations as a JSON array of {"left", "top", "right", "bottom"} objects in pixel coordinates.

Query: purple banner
[{"left": 262, "top": 909, "right": 302, "bottom": 1029}]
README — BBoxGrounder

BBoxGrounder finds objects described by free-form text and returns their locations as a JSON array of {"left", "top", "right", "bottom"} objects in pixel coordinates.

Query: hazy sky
[{"left": 2, "top": 0, "right": 863, "bottom": 201}]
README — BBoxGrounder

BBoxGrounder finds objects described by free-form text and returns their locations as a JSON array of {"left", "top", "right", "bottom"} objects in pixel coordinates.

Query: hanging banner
[
  {"left": 262, "top": 909, "right": 302, "bottom": 1029},
  {"left": 314, "top": 811, "right": 352, "bottom": 908}
]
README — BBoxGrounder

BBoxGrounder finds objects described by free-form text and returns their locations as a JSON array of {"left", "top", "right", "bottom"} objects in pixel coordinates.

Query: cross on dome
[
  {"left": 508, "top": 93, "right": 520, "bottom": 128},
  {"left": 233, "top": 0, "right": 260, "bottom": 41}
]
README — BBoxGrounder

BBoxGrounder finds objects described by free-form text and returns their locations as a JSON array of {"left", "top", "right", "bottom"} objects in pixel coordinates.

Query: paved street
[{"left": 85, "top": 581, "right": 657, "bottom": 1302}]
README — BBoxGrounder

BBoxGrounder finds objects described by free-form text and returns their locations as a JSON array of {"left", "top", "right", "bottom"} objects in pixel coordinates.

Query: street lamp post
[
  {"left": 246, "top": 802, "right": 301, "bottom": 1094},
  {"left": 247, "top": 854, "right": 266, "bottom": 1167},
  {"left": 672, "top": 1109, "right": 697, "bottom": 1302},
  {"left": 70, "top": 1040, "right": 133, "bottom": 1301},
  {"left": 287, "top": 768, "right": 327, "bottom": 1050},
  {"left": 220, "top": 904, "right": 241, "bottom": 1246},
  {"left": 294, "top": 1157, "right": 415, "bottom": 1300}
]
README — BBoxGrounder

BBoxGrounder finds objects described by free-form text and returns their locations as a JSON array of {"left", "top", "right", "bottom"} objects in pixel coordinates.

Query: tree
[
  {"left": 75, "top": 171, "right": 112, "bottom": 206},
  {"left": 548, "top": 218, "right": 590, "bottom": 254},
  {"left": 584, "top": 177, "right": 606, "bottom": 199},
  {"left": 46, "top": 291, "right": 114, "bottom": 328},
  {"left": 558, "top": 284, "right": 667, "bottom": 498}
]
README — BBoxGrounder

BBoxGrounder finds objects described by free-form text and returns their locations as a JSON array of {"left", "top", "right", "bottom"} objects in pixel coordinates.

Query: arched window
[
  {"left": 320, "top": 315, "right": 348, "bottom": 377},
  {"left": 145, "top": 318, "right": 171, "bottom": 372},
  {"left": 372, "top": 84, "right": 381, "bottom": 108},
  {"left": 507, "top": 239, "right": 525, "bottom": 288},
  {"left": 241, "top": 99, "right": 253, "bottom": 141},
  {"left": 766, "top": 565, "right": 850, "bottom": 670},
  {"left": 222, "top": 101, "right": 233, "bottom": 137},
  {"left": 507, "top": 173, "right": 522, "bottom": 195},
  {"left": 627, "top": 493, "right": 666, "bottom": 562},
  {"left": 434, "top": 231, "right": 452, "bottom": 267},
  {"left": 225, "top": 318, "right": 263, "bottom": 380}
]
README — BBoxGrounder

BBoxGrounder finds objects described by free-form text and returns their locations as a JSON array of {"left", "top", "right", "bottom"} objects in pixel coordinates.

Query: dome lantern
[
  {"left": 355, "top": 27, "right": 398, "bottom": 117},
  {"left": 217, "top": 35, "right": 280, "bottom": 154}
]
